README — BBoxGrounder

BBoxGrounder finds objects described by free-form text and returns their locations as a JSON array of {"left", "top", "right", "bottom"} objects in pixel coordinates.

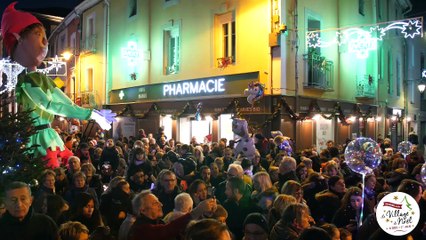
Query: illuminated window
[
  {"left": 86, "top": 68, "right": 93, "bottom": 92},
  {"left": 129, "top": 0, "right": 137, "bottom": 18},
  {"left": 163, "top": 21, "right": 180, "bottom": 75},
  {"left": 215, "top": 12, "right": 236, "bottom": 64}
]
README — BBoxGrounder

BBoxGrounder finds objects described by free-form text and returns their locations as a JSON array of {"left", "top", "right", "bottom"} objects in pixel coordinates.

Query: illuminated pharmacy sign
[
  {"left": 109, "top": 72, "right": 259, "bottom": 103},
  {"left": 163, "top": 78, "right": 225, "bottom": 96},
  {"left": 121, "top": 41, "right": 142, "bottom": 66},
  {"left": 306, "top": 17, "right": 423, "bottom": 59}
]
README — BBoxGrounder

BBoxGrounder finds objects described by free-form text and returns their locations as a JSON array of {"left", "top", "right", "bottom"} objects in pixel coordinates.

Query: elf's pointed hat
[{"left": 1, "top": 1, "right": 41, "bottom": 55}]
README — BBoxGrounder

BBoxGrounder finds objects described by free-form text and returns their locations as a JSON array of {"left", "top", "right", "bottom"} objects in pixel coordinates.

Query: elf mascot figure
[
  {"left": 1, "top": 2, "right": 116, "bottom": 168},
  {"left": 232, "top": 118, "right": 256, "bottom": 160}
]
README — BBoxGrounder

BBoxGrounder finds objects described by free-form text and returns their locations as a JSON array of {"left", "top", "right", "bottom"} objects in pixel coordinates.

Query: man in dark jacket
[
  {"left": 314, "top": 175, "right": 346, "bottom": 223},
  {"left": 128, "top": 190, "right": 216, "bottom": 240},
  {"left": 151, "top": 170, "right": 182, "bottom": 215},
  {"left": 275, "top": 156, "right": 299, "bottom": 191},
  {"left": 223, "top": 177, "right": 260, "bottom": 240},
  {"left": 0, "top": 181, "right": 58, "bottom": 240}
]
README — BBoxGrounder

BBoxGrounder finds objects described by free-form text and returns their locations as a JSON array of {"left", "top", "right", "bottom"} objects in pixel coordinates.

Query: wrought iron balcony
[
  {"left": 355, "top": 74, "right": 376, "bottom": 99},
  {"left": 303, "top": 51, "right": 334, "bottom": 91}
]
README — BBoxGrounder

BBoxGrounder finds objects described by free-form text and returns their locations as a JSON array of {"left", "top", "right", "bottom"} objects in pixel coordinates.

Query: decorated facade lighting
[
  {"left": 306, "top": 17, "right": 423, "bottom": 59},
  {"left": 375, "top": 116, "right": 382, "bottom": 122},
  {"left": 391, "top": 116, "right": 398, "bottom": 121},
  {"left": 0, "top": 58, "right": 25, "bottom": 94},
  {"left": 348, "top": 116, "right": 356, "bottom": 122},
  {"left": 0, "top": 56, "right": 68, "bottom": 94},
  {"left": 359, "top": 117, "right": 364, "bottom": 122},
  {"left": 312, "top": 114, "right": 321, "bottom": 121},
  {"left": 406, "top": 117, "right": 412, "bottom": 122}
]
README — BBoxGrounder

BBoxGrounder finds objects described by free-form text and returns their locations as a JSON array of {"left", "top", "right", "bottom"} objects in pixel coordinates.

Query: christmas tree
[{"left": 0, "top": 94, "right": 46, "bottom": 192}]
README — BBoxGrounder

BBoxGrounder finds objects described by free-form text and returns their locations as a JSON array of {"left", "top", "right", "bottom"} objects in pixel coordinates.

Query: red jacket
[{"left": 128, "top": 213, "right": 191, "bottom": 240}]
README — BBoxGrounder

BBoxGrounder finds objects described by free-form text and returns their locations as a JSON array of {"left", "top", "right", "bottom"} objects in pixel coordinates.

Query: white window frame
[
  {"left": 163, "top": 20, "right": 181, "bottom": 75},
  {"left": 215, "top": 11, "right": 236, "bottom": 63}
]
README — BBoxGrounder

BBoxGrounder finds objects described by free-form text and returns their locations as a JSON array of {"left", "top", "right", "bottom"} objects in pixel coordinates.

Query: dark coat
[
  {"left": 223, "top": 195, "right": 261, "bottom": 240},
  {"left": 314, "top": 189, "right": 344, "bottom": 223},
  {"left": 0, "top": 207, "right": 58, "bottom": 240},
  {"left": 269, "top": 220, "right": 300, "bottom": 240},
  {"left": 32, "top": 185, "right": 55, "bottom": 213},
  {"left": 128, "top": 213, "right": 191, "bottom": 240},
  {"left": 151, "top": 186, "right": 181, "bottom": 215},
  {"left": 99, "top": 188, "right": 132, "bottom": 234}
]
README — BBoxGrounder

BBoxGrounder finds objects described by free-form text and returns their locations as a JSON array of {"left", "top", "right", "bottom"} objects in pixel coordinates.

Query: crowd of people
[{"left": 0, "top": 127, "right": 425, "bottom": 240}]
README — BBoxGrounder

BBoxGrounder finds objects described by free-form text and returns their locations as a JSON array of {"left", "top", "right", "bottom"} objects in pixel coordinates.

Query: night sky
[{"left": 0, "top": 0, "right": 425, "bottom": 23}]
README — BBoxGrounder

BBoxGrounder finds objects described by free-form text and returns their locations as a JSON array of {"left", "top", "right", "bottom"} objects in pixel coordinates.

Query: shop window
[
  {"left": 179, "top": 117, "right": 191, "bottom": 144},
  {"left": 191, "top": 120, "right": 210, "bottom": 144},
  {"left": 178, "top": 117, "right": 211, "bottom": 144},
  {"left": 215, "top": 11, "right": 236, "bottom": 66},
  {"left": 219, "top": 114, "right": 234, "bottom": 144},
  {"left": 129, "top": 0, "right": 137, "bottom": 18},
  {"left": 160, "top": 115, "right": 173, "bottom": 140},
  {"left": 163, "top": 22, "right": 180, "bottom": 75}
]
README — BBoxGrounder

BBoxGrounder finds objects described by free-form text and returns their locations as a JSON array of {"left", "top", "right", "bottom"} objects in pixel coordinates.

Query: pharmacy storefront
[{"left": 108, "top": 72, "right": 272, "bottom": 144}]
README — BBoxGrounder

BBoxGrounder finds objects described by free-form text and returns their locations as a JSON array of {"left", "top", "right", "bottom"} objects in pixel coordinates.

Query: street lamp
[{"left": 61, "top": 50, "right": 73, "bottom": 61}]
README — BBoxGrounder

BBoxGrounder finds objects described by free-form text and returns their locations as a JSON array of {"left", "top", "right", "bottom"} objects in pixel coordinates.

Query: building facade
[{"left": 49, "top": 0, "right": 424, "bottom": 151}]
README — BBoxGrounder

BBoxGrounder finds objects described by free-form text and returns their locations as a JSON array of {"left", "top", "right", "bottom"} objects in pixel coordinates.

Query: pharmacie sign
[
  {"left": 110, "top": 72, "right": 258, "bottom": 103},
  {"left": 163, "top": 78, "right": 225, "bottom": 96}
]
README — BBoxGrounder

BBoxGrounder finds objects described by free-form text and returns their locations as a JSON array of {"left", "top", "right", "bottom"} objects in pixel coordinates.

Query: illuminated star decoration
[
  {"left": 0, "top": 56, "right": 67, "bottom": 94},
  {"left": 422, "top": 70, "right": 426, "bottom": 78},
  {"left": 37, "top": 55, "right": 67, "bottom": 76},
  {"left": 0, "top": 58, "right": 26, "bottom": 94},
  {"left": 306, "top": 17, "right": 423, "bottom": 59}
]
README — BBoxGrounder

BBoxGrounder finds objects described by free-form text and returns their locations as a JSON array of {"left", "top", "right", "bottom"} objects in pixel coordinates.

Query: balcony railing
[
  {"left": 80, "top": 91, "right": 99, "bottom": 108},
  {"left": 355, "top": 74, "right": 376, "bottom": 99},
  {"left": 81, "top": 34, "right": 97, "bottom": 53},
  {"left": 303, "top": 51, "right": 334, "bottom": 91}
]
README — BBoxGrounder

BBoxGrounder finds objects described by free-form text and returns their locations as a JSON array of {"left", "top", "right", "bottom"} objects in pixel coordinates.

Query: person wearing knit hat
[
  {"left": 243, "top": 213, "right": 269, "bottom": 240},
  {"left": 1, "top": 2, "right": 116, "bottom": 168}
]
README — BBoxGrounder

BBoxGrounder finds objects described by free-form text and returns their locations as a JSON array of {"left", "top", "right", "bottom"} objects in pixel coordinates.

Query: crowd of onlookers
[{"left": 0, "top": 127, "right": 425, "bottom": 240}]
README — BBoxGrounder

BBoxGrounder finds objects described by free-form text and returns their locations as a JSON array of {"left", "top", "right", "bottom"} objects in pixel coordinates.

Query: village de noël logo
[{"left": 376, "top": 192, "right": 420, "bottom": 236}]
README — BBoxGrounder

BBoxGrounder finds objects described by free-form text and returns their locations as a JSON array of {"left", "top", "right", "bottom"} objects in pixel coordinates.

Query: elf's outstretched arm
[{"left": 19, "top": 80, "right": 115, "bottom": 130}]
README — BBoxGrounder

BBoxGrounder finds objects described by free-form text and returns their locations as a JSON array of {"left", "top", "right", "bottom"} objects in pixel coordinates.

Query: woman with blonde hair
[
  {"left": 193, "top": 145, "right": 205, "bottom": 170},
  {"left": 251, "top": 171, "right": 275, "bottom": 199},
  {"left": 281, "top": 180, "right": 306, "bottom": 205},
  {"left": 267, "top": 194, "right": 297, "bottom": 230}
]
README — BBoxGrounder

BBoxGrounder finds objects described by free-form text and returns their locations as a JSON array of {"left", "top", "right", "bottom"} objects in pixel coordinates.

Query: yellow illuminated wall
[
  {"left": 108, "top": 0, "right": 272, "bottom": 95},
  {"left": 78, "top": 2, "right": 106, "bottom": 106}
]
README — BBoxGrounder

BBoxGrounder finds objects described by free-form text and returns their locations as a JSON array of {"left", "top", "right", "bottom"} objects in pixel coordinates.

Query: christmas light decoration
[
  {"left": 306, "top": 17, "right": 423, "bottom": 59},
  {"left": 0, "top": 56, "right": 67, "bottom": 94},
  {"left": 0, "top": 58, "right": 25, "bottom": 94}
]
